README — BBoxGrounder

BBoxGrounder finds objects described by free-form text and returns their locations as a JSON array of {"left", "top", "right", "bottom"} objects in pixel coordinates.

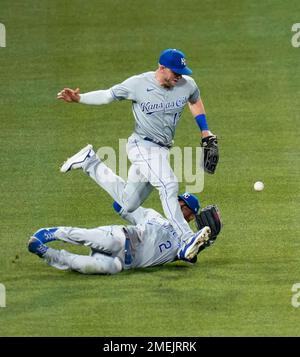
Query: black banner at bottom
[{"left": 0, "top": 337, "right": 298, "bottom": 354}]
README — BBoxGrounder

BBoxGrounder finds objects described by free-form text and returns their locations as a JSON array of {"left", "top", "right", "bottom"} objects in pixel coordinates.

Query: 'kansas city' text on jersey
[{"left": 110, "top": 72, "right": 200, "bottom": 146}]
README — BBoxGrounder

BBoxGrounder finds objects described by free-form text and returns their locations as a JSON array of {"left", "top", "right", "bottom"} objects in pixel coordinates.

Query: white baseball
[{"left": 254, "top": 181, "right": 264, "bottom": 191}]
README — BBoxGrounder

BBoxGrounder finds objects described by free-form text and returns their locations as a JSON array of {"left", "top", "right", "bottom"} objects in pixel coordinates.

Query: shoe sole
[
  {"left": 60, "top": 144, "right": 93, "bottom": 173},
  {"left": 186, "top": 226, "right": 211, "bottom": 260}
]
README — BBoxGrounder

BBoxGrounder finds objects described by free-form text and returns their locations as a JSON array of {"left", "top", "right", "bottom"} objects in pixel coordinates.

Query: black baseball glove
[
  {"left": 195, "top": 204, "right": 222, "bottom": 242},
  {"left": 187, "top": 205, "right": 223, "bottom": 264},
  {"left": 201, "top": 135, "right": 219, "bottom": 174}
]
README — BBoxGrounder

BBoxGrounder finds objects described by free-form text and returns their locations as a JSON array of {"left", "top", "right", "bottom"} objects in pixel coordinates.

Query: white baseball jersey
[
  {"left": 119, "top": 207, "right": 181, "bottom": 268},
  {"left": 110, "top": 72, "right": 200, "bottom": 146}
]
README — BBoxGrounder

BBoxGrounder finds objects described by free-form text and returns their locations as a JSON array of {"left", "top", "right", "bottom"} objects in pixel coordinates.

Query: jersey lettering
[{"left": 140, "top": 97, "right": 188, "bottom": 114}]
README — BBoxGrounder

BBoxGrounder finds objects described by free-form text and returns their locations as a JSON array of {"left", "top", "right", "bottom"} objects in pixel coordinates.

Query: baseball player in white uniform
[
  {"left": 28, "top": 150, "right": 211, "bottom": 274},
  {"left": 28, "top": 203, "right": 211, "bottom": 275},
  {"left": 57, "top": 48, "right": 216, "bottom": 243}
]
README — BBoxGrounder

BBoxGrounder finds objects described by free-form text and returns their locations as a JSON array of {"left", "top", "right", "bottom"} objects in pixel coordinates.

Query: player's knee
[
  {"left": 113, "top": 239, "right": 124, "bottom": 255},
  {"left": 111, "top": 257, "right": 123, "bottom": 274},
  {"left": 78, "top": 257, "right": 122, "bottom": 275},
  {"left": 79, "top": 262, "right": 100, "bottom": 274},
  {"left": 92, "top": 257, "right": 122, "bottom": 275}
]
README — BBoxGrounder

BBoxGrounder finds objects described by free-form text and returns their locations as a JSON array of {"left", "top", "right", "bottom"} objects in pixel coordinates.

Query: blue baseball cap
[
  {"left": 178, "top": 192, "right": 200, "bottom": 214},
  {"left": 159, "top": 48, "right": 192, "bottom": 75}
]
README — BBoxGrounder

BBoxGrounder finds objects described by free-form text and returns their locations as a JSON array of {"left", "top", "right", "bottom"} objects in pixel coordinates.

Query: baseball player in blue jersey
[{"left": 57, "top": 48, "right": 219, "bottom": 245}]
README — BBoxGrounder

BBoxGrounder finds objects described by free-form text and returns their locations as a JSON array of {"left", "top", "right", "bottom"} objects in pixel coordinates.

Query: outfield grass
[{"left": 0, "top": 0, "right": 299, "bottom": 336}]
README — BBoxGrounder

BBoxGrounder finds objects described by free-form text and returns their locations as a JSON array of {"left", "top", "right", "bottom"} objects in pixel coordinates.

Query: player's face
[
  {"left": 161, "top": 67, "right": 182, "bottom": 87},
  {"left": 179, "top": 200, "right": 195, "bottom": 222}
]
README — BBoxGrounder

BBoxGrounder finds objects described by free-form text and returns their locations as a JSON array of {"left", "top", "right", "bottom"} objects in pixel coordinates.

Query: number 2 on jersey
[{"left": 159, "top": 240, "right": 172, "bottom": 253}]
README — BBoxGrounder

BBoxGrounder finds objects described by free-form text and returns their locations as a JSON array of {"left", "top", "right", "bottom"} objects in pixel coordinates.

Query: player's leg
[
  {"left": 46, "top": 248, "right": 122, "bottom": 274},
  {"left": 53, "top": 226, "right": 126, "bottom": 256},
  {"left": 127, "top": 138, "right": 193, "bottom": 241},
  {"left": 60, "top": 144, "right": 152, "bottom": 208},
  {"left": 28, "top": 238, "right": 122, "bottom": 274},
  {"left": 120, "top": 163, "right": 153, "bottom": 211},
  {"left": 84, "top": 153, "right": 153, "bottom": 207},
  {"left": 149, "top": 157, "right": 193, "bottom": 241},
  {"left": 119, "top": 136, "right": 156, "bottom": 212}
]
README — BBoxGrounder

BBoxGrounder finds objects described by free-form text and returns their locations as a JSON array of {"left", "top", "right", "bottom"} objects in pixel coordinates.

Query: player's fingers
[
  {"left": 61, "top": 89, "right": 73, "bottom": 98},
  {"left": 64, "top": 89, "right": 74, "bottom": 96},
  {"left": 57, "top": 94, "right": 72, "bottom": 102},
  {"left": 57, "top": 95, "right": 68, "bottom": 101},
  {"left": 57, "top": 88, "right": 76, "bottom": 102},
  {"left": 74, "top": 87, "right": 80, "bottom": 94}
]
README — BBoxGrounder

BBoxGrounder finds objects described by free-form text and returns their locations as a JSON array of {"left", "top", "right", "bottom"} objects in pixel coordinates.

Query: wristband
[{"left": 195, "top": 114, "right": 209, "bottom": 131}]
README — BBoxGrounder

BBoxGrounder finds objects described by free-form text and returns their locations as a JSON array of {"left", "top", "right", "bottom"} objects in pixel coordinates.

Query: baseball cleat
[
  {"left": 28, "top": 237, "right": 49, "bottom": 258},
  {"left": 60, "top": 144, "right": 95, "bottom": 173},
  {"left": 32, "top": 227, "right": 59, "bottom": 244},
  {"left": 178, "top": 226, "right": 211, "bottom": 261}
]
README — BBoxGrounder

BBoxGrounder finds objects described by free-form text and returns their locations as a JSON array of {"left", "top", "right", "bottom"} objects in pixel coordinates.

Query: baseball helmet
[{"left": 178, "top": 192, "right": 200, "bottom": 214}]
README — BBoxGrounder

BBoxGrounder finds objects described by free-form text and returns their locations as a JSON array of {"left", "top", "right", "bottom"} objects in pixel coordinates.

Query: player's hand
[{"left": 57, "top": 88, "right": 80, "bottom": 102}]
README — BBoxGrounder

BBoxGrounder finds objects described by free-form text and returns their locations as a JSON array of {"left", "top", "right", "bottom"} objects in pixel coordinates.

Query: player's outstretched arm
[
  {"left": 57, "top": 87, "right": 115, "bottom": 105},
  {"left": 57, "top": 88, "right": 80, "bottom": 103}
]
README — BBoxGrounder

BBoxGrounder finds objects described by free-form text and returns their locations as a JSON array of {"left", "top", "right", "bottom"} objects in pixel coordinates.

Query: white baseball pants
[
  {"left": 85, "top": 133, "right": 193, "bottom": 241},
  {"left": 43, "top": 226, "right": 125, "bottom": 274}
]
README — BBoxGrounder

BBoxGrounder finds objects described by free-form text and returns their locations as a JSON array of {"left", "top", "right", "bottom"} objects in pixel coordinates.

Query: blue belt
[
  {"left": 122, "top": 228, "right": 132, "bottom": 267},
  {"left": 143, "top": 137, "right": 171, "bottom": 148}
]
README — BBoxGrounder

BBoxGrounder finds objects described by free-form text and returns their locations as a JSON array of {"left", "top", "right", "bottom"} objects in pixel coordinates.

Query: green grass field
[{"left": 0, "top": 0, "right": 299, "bottom": 336}]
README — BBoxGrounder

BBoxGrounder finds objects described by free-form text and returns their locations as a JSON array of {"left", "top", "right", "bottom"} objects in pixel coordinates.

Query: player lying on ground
[
  {"left": 57, "top": 48, "right": 219, "bottom": 244},
  {"left": 28, "top": 194, "right": 221, "bottom": 275}
]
